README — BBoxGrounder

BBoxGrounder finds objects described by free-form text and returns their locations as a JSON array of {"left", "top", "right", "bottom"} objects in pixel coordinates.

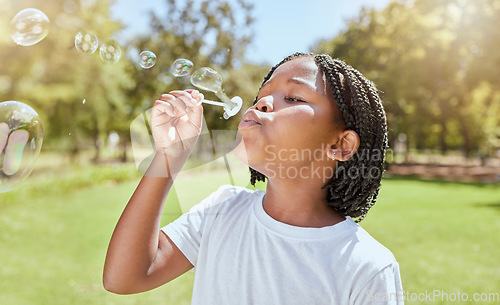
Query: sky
[{"left": 111, "top": 0, "right": 393, "bottom": 65}]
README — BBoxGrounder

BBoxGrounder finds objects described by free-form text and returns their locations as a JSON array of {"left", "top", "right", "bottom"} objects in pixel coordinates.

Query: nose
[{"left": 253, "top": 96, "right": 273, "bottom": 112}]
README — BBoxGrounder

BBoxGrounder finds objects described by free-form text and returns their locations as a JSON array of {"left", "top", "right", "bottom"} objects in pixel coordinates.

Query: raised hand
[{"left": 151, "top": 90, "right": 204, "bottom": 162}]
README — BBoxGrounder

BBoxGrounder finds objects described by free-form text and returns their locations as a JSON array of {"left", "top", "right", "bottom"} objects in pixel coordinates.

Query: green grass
[
  {"left": 362, "top": 178, "right": 500, "bottom": 304},
  {"left": 0, "top": 167, "right": 499, "bottom": 304}
]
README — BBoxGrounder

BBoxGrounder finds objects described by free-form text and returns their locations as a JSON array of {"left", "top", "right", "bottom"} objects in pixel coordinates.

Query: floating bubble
[
  {"left": 10, "top": 8, "right": 50, "bottom": 46},
  {"left": 99, "top": 41, "right": 121, "bottom": 64},
  {"left": 191, "top": 67, "right": 222, "bottom": 92},
  {"left": 171, "top": 58, "right": 193, "bottom": 77},
  {"left": 0, "top": 101, "right": 43, "bottom": 193},
  {"left": 82, "top": 99, "right": 86, "bottom": 104},
  {"left": 139, "top": 51, "right": 156, "bottom": 69},
  {"left": 75, "top": 32, "right": 98, "bottom": 55},
  {"left": 190, "top": 67, "right": 242, "bottom": 119}
]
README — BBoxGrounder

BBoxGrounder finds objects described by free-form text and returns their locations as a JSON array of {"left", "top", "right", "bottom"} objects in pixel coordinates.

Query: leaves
[
  {"left": 313, "top": 0, "right": 500, "bottom": 157},
  {"left": 0, "top": 0, "right": 268, "bottom": 161}
]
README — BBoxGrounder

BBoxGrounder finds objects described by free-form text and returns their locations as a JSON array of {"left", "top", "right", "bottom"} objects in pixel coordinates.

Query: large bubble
[
  {"left": 99, "top": 41, "right": 121, "bottom": 64},
  {"left": 0, "top": 101, "right": 43, "bottom": 193},
  {"left": 171, "top": 58, "right": 193, "bottom": 77},
  {"left": 75, "top": 31, "right": 98, "bottom": 55},
  {"left": 10, "top": 8, "right": 50, "bottom": 46},
  {"left": 190, "top": 67, "right": 223, "bottom": 92},
  {"left": 139, "top": 51, "right": 156, "bottom": 69}
]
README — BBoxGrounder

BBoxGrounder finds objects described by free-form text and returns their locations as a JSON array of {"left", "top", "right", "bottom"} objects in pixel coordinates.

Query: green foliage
[
  {"left": 129, "top": 0, "right": 267, "bottom": 131},
  {"left": 313, "top": 0, "right": 500, "bottom": 157},
  {"left": 0, "top": 0, "right": 134, "bottom": 160},
  {"left": 0, "top": 0, "right": 268, "bottom": 162}
]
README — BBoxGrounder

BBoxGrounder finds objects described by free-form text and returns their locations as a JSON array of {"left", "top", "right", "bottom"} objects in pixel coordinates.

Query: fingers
[
  {"left": 185, "top": 89, "right": 204, "bottom": 105},
  {"left": 153, "top": 99, "right": 176, "bottom": 118},
  {"left": 158, "top": 90, "right": 202, "bottom": 117}
]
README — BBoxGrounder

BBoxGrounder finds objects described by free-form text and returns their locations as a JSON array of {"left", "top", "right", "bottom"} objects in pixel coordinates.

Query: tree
[
  {"left": 0, "top": 0, "right": 133, "bottom": 162},
  {"left": 313, "top": 0, "right": 500, "bottom": 158}
]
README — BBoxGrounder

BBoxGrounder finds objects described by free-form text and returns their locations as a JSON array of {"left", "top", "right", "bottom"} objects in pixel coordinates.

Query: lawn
[{"left": 0, "top": 165, "right": 499, "bottom": 304}]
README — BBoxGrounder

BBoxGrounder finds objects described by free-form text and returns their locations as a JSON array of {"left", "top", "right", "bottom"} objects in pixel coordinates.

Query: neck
[{"left": 262, "top": 177, "right": 345, "bottom": 228}]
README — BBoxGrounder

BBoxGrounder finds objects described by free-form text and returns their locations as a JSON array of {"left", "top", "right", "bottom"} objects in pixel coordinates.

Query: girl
[{"left": 103, "top": 53, "right": 404, "bottom": 304}]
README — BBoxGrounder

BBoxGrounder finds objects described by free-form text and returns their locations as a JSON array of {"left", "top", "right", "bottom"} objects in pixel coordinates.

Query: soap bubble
[
  {"left": 10, "top": 8, "right": 50, "bottom": 46},
  {"left": 0, "top": 101, "right": 43, "bottom": 193},
  {"left": 75, "top": 32, "right": 98, "bottom": 55},
  {"left": 190, "top": 67, "right": 222, "bottom": 92},
  {"left": 99, "top": 41, "right": 121, "bottom": 64},
  {"left": 139, "top": 51, "right": 156, "bottom": 69},
  {"left": 171, "top": 58, "right": 193, "bottom": 77}
]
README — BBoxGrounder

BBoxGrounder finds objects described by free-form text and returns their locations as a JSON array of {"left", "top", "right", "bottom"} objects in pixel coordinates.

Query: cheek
[
  {"left": 275, "top": 107, "right": 319, "bottom": 135},
  {"left": 273, "top": 108, "right": 336, "bottom": 149}
]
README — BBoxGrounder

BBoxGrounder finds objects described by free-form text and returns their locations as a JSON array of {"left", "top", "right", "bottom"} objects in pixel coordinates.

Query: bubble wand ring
[{"left": 190, "top": 67, "right": 243, "bottom": 119}]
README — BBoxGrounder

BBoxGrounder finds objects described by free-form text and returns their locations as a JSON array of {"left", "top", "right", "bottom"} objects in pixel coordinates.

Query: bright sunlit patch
[{"left": 168, "top": 126, "right": 176, "bottom": 140}]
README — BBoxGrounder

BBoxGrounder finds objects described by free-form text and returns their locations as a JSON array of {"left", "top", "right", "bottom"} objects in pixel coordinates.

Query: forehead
[
  {"left": 270, "top": 56, "right": 319, "bottom": 81},
  {"left": 264, "top": 56, "right": 329, "bottom": 96}
]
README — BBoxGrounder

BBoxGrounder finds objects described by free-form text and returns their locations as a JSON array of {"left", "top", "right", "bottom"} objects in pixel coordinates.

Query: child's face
[{"left": 236, "top": 56, "right": 344, "bottom": 175}]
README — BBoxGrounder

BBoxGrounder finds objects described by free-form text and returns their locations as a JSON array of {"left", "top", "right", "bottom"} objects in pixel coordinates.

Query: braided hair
[{"left": 249, "top": 52, "right": 388, "bottom": 222}]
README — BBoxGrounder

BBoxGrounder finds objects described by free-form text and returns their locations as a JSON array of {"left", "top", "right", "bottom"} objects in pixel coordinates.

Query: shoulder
[
  {"left": 343, "top": 219, "right": 397, "bottom": 272},
  {"left": 190, "top": 184, "right": 261, "bottom": 214}
]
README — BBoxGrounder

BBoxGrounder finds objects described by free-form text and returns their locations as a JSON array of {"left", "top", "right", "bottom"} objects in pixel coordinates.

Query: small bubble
[
  {"left": 75, "top": 31, "right": 98, "bottom": 55},
  {"left": 138, "top": 51, "right": 156, "bottom": 69},
  {"left": 82, "top": 99, "right": 86, "bottom": 104},
  {"left": 171, "top": 58, "right": 193, "bottom": 77},
  {"left": 99, "top": 41, "right": 121, "bottom": 64},
  {"left": 10, "top": 8, "right": 50, "bottom": 46}
]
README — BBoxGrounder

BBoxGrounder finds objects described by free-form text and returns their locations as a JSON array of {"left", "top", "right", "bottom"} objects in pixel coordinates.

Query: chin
[
  {"left": 235, "top": 134, "right": 249, "bottom": 166},
  {"left": 235, "top": 132, "right": 267, "bottom": 170}
]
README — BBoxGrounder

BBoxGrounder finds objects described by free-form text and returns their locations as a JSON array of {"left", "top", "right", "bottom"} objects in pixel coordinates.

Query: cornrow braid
[{"left": 249, "top": 53, "right": 388, "bottom": 222}]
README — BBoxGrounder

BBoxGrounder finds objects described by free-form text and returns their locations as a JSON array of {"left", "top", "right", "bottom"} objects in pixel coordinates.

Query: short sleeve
[
  {"left": 352, "top": 262, "right": 404, "bottom": 305},
  {"left": 160, "top": 185, "right": 237, "bottom": 266}
]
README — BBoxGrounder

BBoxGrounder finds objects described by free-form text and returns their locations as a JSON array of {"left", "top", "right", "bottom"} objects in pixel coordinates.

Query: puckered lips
[{"left": 238, "top": 109, "right": 263, "bottom": 130}]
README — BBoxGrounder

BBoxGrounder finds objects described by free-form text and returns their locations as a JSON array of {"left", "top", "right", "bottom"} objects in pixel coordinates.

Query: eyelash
[{"left": 285, "top": 96, "right": 306, "bottom": 103}]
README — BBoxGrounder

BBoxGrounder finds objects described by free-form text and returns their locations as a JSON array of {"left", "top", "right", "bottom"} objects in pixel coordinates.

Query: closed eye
[{"left": 285, "top": 96, "right": 306, "bottom": 103}]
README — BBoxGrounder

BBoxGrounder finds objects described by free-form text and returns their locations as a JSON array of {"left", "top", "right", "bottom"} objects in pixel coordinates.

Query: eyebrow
[
  {"left": 261, "top": 77, "right": 317, "bottom": 92},
  {"left": 287, "top": 77, "right": 317, "bottom": 92}
]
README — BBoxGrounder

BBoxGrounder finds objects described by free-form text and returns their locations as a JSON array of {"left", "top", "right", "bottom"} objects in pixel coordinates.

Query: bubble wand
[{"left": 190, "top": 67, "right": 242, "bottom": 119}]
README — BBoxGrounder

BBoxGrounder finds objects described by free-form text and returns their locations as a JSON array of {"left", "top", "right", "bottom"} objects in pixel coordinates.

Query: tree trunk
[
  {"left": 92, "top": 115, "right": 100, "bottom": 163},
  {"left": 120, "top": 130, "right": 129, "bottom": 163},
  {"left": 439, "top": 114, "right": 448, "bottom": 155}
]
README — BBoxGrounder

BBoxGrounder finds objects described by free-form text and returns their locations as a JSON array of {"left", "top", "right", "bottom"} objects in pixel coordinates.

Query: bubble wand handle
[{"left": 201, "top": 99, "right": 226, "bottom": 107}]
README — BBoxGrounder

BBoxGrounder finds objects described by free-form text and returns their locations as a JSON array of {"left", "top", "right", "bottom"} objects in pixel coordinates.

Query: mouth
[{"left": 238, "top": 110, "right": 262, "bottom": 130}]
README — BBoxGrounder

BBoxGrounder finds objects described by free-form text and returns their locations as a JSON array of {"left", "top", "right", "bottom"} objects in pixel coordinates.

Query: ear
[{"left": 325, "top": 130, "right": 360, "bottom": 162}]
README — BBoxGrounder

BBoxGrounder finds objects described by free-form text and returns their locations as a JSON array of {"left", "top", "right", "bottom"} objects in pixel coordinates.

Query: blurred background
[{"left": 0, "top": 0, "right": 499, "bottom": 304}]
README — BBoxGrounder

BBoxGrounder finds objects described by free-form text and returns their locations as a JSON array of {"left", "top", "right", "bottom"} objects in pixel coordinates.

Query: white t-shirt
[{"left": 162, "top": 185, "right": 404, "bottom": 305}]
